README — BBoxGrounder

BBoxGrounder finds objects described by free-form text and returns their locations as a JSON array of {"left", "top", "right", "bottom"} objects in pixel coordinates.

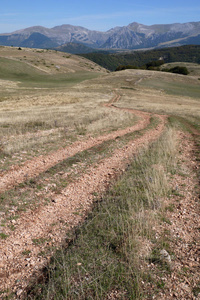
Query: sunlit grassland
[
  {"left": 0, "top": 57, "right": 102, "bottom": 89},
  {"left": 0, "top": 51, "right": 199, "bottom": 299},
  {"left": 139, "top": 77, "right": 200, "bottom": 99},
  {"left": 0, "top": 61, "right": 137, "bottom": 168},
  {"left": 23, "top": 66, "right": 200, "bottom": 299},
  {"left": 108, "top": 69, "right": 200, "bottom": 122}
]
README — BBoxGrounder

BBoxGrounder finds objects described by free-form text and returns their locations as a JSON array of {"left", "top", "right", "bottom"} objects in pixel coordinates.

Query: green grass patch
[
  {"left": 22, "top": 250, "right": 31, "bottom": 256},
  {"left": 139, "top": 78, "right": 200, "bottom": 99},
  {"left": 0, "top": 57, "right": 102, "bottom": 89},
  {"left": 0, "top": 232, "right": 8, "bottom": 239},
  {"left": 32, "top": 238, "right": 48, "bottom": 246}
]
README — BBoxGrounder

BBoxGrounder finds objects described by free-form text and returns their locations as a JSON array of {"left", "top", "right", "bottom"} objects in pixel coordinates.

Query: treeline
[
  {"left": 115, "top": 59, "right": 165, "bottom": 71},
  {"left": 80, "top": 45, "right": 200, "bottom": 71}
]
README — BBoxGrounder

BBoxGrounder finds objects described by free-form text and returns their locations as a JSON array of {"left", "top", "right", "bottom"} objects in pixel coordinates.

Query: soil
[
  {"left": 157, "top": 132, "right": 200, "bottom": 300},
  {"left": 143, "top": 131, "right": 200, "bottom": 300}
]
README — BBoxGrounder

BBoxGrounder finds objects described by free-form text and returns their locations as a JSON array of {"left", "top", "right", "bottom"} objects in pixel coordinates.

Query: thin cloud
[
  {"left": 57, "top": 6, "right": 200, "bottom": 25},
  {"left": 0, "top": 13, "right": 18, "bottom": 17}
]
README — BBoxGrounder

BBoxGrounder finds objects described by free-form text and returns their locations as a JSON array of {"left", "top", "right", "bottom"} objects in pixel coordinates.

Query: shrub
[
  {"left": 115, "top": 65, "right": 138, "bottom": 71},
  {"left": 145, "top": 60, "right": 164, "bottom": 69},
  {"left": 164, "top": 66, "right": 189, "bottom": 75}
]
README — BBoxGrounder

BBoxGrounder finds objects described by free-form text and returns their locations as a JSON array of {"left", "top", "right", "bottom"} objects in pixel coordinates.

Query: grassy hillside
[
  {"left": 0, "top": 46, "right": 107, "bottom": 84},
  {"left": 0, "top": 46, "right": 108, "bottom": 101},
  {"left": 0, "top": 47, "right": 199, "bottom": 299}
]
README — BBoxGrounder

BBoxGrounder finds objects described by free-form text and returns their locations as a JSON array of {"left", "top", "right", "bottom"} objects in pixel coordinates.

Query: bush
[
  {"left": 145, "top": 60, "right": 164, "bottom": 69},
  {"left": 164, "top": 66, "right": 189, "bottom": 75},
  {"left": 115, "top": 65, "right": 138, "bottom": 71}
]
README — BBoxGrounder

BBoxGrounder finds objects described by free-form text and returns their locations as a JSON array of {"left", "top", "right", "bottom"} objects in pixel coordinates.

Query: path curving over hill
[
  {"left": 0, "top": 93, "right": 150, "bottom": 193},
  {"left": 0, "top": 93, "right": 167, "bottom": 296}
]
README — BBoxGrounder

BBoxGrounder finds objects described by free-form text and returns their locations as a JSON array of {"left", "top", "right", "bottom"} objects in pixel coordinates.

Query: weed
[
  {"left": 74, "top": 123, "right": 87, "bottom": 135},
  {"left": 160, "top": 216, "right": 172, "bottom": 225},
  {"left": 9, "top": 224, "right": 16, "bottom": 231},
  {"left": 0, "top": 232, "right": 8, "bottom": 239},
  {"left": 32, "top": 238, "right": 48, "bottom": 245},
  {"left": 165, "top": 204, "right": 174, "bottom": 212},
  {"left": 22, "top": 250, "right": 31, "bottom": 256},
  {"left": 192, "top": 283, "right": 200, "bottom": 297}
]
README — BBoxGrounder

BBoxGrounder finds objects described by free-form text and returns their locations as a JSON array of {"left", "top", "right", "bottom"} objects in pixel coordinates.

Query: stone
[{"left": 160, "top": 249, "right": 171, "bottom": 264}]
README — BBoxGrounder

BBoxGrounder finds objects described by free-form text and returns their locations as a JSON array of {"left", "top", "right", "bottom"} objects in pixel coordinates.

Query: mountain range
[{"left": 0, "top": 21, "right": 200, "bottom": 52}]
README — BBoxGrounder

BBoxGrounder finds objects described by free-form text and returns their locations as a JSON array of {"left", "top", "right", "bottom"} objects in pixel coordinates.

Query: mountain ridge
[{"left": 0, "top": 21, "right": 200, "bottom": 51}]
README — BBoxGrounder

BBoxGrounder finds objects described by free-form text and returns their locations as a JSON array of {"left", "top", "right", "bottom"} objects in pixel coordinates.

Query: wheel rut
[
  {"left": 0, "top": 96, "right": 149, "bottom": 193},
  {"left": 0, "top": 92, "right": 167, "bottom": 296}
]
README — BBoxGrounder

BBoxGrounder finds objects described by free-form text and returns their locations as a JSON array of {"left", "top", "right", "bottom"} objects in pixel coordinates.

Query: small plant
[
  {"left": 0, "top": 232, "right": 8, "bottom": 239},
  {"left": 192, "top": 284, "right": 200, "bottom": 297},
  {"left": 32, "top": 237, "right": 48, "bottom": 245},
  {"left": 74, "top": 123, "right": 87, "bottom": 135},
  {"left": 22, "top": 250, "right": 31, "bottom": 256}
]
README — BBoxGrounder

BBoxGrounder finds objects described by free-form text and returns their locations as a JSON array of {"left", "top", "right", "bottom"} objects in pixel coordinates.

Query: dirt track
[
  {"left": 0, "top": 93, "right": 150, "bottom": 193},
  {"left": 0, "top": 93, "right": 167, "bottom": 296}
]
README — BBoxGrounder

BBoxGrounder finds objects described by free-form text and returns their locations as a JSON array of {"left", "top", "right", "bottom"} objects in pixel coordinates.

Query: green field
[
  {"left": 0, "top": 57, "right": 102, "bottom": 89},
  {"left": 139, "top": 77, "right": 200, "bottom": 99}
]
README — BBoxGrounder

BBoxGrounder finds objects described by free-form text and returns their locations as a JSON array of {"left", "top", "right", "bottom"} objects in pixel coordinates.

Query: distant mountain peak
[{"left": 0, "top": 21, "right": 200, "bottom": 50}]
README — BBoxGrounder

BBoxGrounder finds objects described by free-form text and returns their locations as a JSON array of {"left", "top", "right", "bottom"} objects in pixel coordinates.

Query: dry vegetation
[{"left": 0, "top": 47, "right": 199, "bottom": 299}]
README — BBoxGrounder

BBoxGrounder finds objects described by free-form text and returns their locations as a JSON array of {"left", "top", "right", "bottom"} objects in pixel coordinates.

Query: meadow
[{"left": 0, "top": 47, "right": 199, "bottom": 299}]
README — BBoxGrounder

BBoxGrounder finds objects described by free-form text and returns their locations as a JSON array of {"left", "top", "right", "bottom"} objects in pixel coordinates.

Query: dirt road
[{"left": 0, "top": 93, "right": 167, "bottom": 296}]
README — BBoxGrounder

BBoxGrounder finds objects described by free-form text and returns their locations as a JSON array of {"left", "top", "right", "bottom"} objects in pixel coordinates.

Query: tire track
[
  {"left": 0, "top": 91, "right": 167, "bottom": 296},
  {"left": 0, "top": 93, "right": 149, "bottom": 193},
  {"left": 0, "top": 114, "right": 166, "bottom": 296}
]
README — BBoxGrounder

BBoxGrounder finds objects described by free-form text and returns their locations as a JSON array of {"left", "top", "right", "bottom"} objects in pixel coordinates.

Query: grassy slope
[
  {"left": 0, "top": 57, "right": 102, "bottom": 88},
  {"left": 0, "top": 47, "right": 107, "bottom": 89},
  {"left": 26, "top": 69, "right": 199, "bottom": 299},
  {"left": 139, "top": 77, "right": 200, "bottom": 98},
  {"left": 0, "top": 48, "right": 199, "bottom": 298}
]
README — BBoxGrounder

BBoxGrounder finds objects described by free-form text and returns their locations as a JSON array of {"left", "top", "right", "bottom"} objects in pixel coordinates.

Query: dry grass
[
  {"left": 0, "top": 46, "right": 107, "bottom": 75},
  {"left": 110, "top": 70, "right": 200, "bottom": 118},
  {"left": 0, "top": 47, "right": 199, "bottom": 299},
  {"left": 1, "top": 61, "right": 199, "bottom": 165},
  {"left": 0, "top": 98, "right": 136, "bottom": 156}
]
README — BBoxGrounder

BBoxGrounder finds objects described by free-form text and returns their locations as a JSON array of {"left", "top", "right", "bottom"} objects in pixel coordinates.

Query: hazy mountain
[
  {"left": 20, "top": 33, "right": 59, "bottom": 48},
  {"left": 0, "top": 21, "right": 200, "bottom": 51},
  {"left": 54, "top": 42, "right": 102, "bottom": 54}
]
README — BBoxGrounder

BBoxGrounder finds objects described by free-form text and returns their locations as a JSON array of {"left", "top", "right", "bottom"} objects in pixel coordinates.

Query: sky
[{"left": 1, "top": 0, "right": 200, "bottom": 33}]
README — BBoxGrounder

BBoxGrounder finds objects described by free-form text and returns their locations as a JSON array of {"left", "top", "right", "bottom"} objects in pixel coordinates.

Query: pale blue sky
[{"left": 1, "top": 0, "right": 200, "bottom": 33}]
